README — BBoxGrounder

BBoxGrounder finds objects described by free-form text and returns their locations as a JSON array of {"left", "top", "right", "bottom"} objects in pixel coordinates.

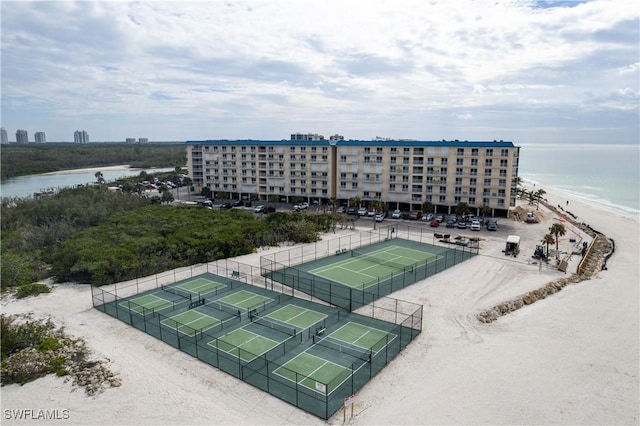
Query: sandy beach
[{"left": 1, "top": 185, "right": 638, "bottom": 425}]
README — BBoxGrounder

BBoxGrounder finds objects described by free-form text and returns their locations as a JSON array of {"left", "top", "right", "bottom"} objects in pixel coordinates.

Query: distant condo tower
[
  {"left": 16, "top": 129, "right": 29, "bottom": 144},
  {"left": 0, "top": 127, "right": 8, "bottom": 144},
  {"left": 74, "top": 130, "right": 90, "bottom": 144},
  {"left": 34, "top": 131, "right": 46, "bottom": 143},
  {"left": 126, "top": 138, "right": 136, "bottom": 144},
  {"left": 138, "top": 138, "right": 148, "bottom": 144}
]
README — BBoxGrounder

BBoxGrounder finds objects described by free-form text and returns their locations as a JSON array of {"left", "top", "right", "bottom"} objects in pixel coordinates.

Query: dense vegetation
[
  {"left": 1, "top": 185, "right": 340, "bottom": 287},
  {"left": 1, "top": 143, "right": 186, "bottom": 180}
]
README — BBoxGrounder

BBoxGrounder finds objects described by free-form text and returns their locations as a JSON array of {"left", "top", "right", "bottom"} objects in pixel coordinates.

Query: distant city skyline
[{"left": 1, "top": 1, "right": 638, "bottom": 144}]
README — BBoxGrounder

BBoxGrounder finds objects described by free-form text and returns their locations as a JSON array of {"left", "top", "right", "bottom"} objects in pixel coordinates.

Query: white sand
[{"left": 1, "top": 187, "right": 638, "bottom": 425}]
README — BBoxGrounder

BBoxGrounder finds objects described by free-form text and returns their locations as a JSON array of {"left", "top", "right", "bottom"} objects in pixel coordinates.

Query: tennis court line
[
  {"left": 331, "top": 321, "right": 398, "bottom": 353},
  {"left": 209, "top": 329, "right": 278, "bottom": 362},
  {"left": 273, "top": 352, "right": 351, "bottom": 395},
  {"left": 120, "top": 293, "right": 173, "bottom": 314},
  {"left": 266, "top": 307, "right": 328, "bottom": 328},
  {"left": 178, "top": 279, "right": 225, "bottom": 293},
  {"left": 161, "top": 312, "right": 221, "bottom": 335}
]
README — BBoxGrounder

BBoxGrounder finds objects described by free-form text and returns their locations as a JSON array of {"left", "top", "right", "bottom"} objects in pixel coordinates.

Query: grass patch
[{"left": 16, "top": 283, "right": 51, "bottom": 299}]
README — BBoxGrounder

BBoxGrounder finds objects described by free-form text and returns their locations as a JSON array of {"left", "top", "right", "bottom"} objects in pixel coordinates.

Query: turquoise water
[{"left": 518, "top": 143, "right": 639, "bottom": 215}]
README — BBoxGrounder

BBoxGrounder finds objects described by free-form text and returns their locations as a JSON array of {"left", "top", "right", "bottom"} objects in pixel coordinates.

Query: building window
[
  {"left": 485, "top": 159, "right": 493, "bottom": 166},
  {"left": 486, "top": 148, "right": 493, "bottom": 156},
  {"left": 456, "top": 158, "right": 464, "bottom": 165},
  {"left": 441, "top": 158, "right": 448, "bottom": 165},
  {"left": 340, "top": 155, "right": 347, "bottom": 162},
  {"left": 457, "top": 148, "right": 464, "bottom": 155}
]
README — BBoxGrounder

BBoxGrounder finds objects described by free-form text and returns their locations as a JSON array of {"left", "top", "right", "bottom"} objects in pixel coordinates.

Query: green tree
[
  {"left": 455, "top": 202, "right": 470, "bottom": 217},
  {"left": 161, "top": 189, "right": 175, "bottom": 204},
  {"left": 94, "top": 171, "right": 104, "bottom": 184},
  {"left": 349, "top": 196, "right": 361, "bottom": 207},
  {"left": 421, "top": 201, "right": 434, "bottom": 214},
  {"left": 542, "top": 234, "right": 555, "bottom": 258},
  {"left": 369, "top": 199, "right": 382, "bottom": 213},
  {"left": 549, "top": 223, "right": 566, "bottom": 254}
]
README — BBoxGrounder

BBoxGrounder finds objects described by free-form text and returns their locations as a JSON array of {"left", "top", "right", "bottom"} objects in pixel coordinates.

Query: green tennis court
[
  {"left": 217, "top": 290, "right": 273, "bottom": 310},
  {"left": 174, "top": 277, "right": 227, "bottom": 295},
  {"left": 264, "top": 304, "right": 328, "bottom": 329},
  {"left": 208, "top": 328, "right": 280, "bottom": 362},
  {"left": 161, "top": 310, "right": 221, "bottom": 336},
  {"left": 119, "top": 293, "right": 173, "bottom": 315},
  {"left": 309, "top": 245, "right": 439, "bottom": 289},
  {"left": 329, "top": 322, "right": 397, "bottom": 353},
  {"left": 273, "top": 352, "right": 352, "bottom": 395}
]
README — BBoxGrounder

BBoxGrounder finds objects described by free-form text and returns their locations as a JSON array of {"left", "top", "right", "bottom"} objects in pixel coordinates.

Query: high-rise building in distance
[
  {"left": 126, "top": 138, "right": 136, "bottom": 144},
  {"left": 0, "top": 128, "right": 8, "bottom": 144},
  {"left": 34, "top": 132, "right": 46, "bottom": 143},
  {"left": 74, "top": 130, "right": 90, "bottom": 144},
  {"left": 16, "top": 129, "right": 29, "bottom": 144}
]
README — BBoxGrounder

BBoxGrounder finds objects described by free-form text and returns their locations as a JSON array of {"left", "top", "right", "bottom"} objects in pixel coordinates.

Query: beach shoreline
[{"left": 1, "top": 186, "right": 638, "bottom": 425}]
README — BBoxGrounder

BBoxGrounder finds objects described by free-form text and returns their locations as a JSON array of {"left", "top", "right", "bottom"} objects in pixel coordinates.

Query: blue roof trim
[{"left": 185, "top": 139, "right": 516, "bottom": 148}]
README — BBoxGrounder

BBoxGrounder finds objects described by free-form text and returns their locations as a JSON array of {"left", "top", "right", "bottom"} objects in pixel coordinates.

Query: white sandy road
[{"left": 1, "top": 187, "right": 638, "bottom": 425}]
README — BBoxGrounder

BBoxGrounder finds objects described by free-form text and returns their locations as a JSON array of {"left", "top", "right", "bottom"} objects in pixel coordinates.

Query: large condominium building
[
  {"left": 0, "top": 128, "right": 8, "bottom": 144},
  {"left": 34, "top": 131, "right": 46, "bottom": 143},
  {"left": 74, "top": 130, "right": 90, "bottom": 144},
  {"left": 16, "top": 129, "right": 29, "bottom": 144},
  {"left": 186, "top": 137, "right": 521, "bottom": 216}
]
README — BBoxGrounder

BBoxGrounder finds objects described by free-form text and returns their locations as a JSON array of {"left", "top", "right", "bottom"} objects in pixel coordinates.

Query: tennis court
[
  {"left": 274, "top": 352, "right": 352, "bottom": 395},
  {"left": 165, "top": 277, "right": 227, "bottom": 298},
  {"left": 272, "top": 321, "right": 396, "bottom": 395},
  {"left": 208, "top": 327, "right": 281, "bottom": 363},
  {"left": 161, "top": 310, "right": 221, "bottom": 337},
  {"left": 119, "top": 292, "right": 174, "bottom": 315},
  {"left": 309, "top": 245, "right": 440, "bottom": 289},
  {"left": 258, "top": 304, "right": 328, "bottom": 332},
  {"left": 321, "top": 321, "right": 397, "bottom": 353},
  {"left": 213, "top": 289, "right": 274, "bottom": 311}
]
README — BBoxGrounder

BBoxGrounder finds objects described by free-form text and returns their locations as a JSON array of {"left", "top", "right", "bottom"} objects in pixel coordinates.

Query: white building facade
[
  {"left": 74, "top": 130, "right": 90, "bottom": 144},
  {"left": 34, "top": 132, "right": 46, "bottom": 143},
  {"left": 186, "top": 138, "right": 520, "bottom": 216}
]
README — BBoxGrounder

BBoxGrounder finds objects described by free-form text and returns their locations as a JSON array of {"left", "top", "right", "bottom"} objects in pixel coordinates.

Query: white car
[
  {"left": 367, "top": 210, "right": 376, "bottom": 217},
  {"left": 254, "top": 205, "right": 265, "bottom": 213},
  {"left": 375, "top": 212, "right": 386, "bottom": 222},
  {"left": 391, "top": 209, "right": 402, "bottom": 219},
  {"left": 357, "top": 207, "right": 368, "bottom": 216},
  {"left": 470, "top": 220, "right": 481, "bottom": 231}
]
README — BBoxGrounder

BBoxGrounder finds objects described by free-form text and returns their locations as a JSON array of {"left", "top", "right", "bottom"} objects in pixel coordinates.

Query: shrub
[{"left": 16, "top": 283, "right": 51, "bottom": 299}]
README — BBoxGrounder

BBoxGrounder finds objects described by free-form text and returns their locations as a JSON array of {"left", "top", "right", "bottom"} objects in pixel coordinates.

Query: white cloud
[{"left": 1, "top": 0, "right": 638, "bottom": 143}]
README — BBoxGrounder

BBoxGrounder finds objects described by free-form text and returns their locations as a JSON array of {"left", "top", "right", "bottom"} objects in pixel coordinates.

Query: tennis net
[
  {"left": 161, "top": 284, "right": 193, "bottom": 301},
  {"left": 203, "top": 298, "right": 242, "bottom": 317},
  {"left": 250, "top": 314, "right": 297, "bottom": 336},
  {"left": 312, "top": 335, "right": 372, "bottom": 361},
  {"left": 350, "top": 250, "right": 415, "bottom": 272}
]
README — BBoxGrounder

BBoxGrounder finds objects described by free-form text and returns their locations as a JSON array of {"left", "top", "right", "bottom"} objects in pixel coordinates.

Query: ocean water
[{"left": 518, "top": 143, "right": 639, "bottom": 215}]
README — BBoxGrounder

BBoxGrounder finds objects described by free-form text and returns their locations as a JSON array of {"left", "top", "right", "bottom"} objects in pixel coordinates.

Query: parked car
[
  {"left": 375, "top": 212, "right": 386, "bottom": 222},
  {"left": 487, "top": 221, "right": 498, "bottom": 231},
  {"left": 430, "top": 219, "right": 440, "bottom": 227},
  {"left": 220, "top": 202, "right": 233, "bottom": 209},
  {"left": 470, "top": 220, "right": 481, "bottom": 231},
  {"left": 367, "top": 210, "right": 376, "bottom": 217},
  {"left": 253, "top": 205, "right": 265, "bottom": 213},
  {"left": 446, "top": 217, "right": 457, "bottom": 228},
  {"left": 294, "top": 202, "right": 309, "bottom": 211},
  {"left": 357, "top": 207, "right": 368, "bottom": 216},
  {"left": 409, "top": 210, "right": 422, "bottom": 220},
  {"left": 347, "top": 207, "right": 357, "bottom": 215},
  {"left": 266, "top": 206, "right": 276, "bottom": 213},
  {"left": 391, "top": 209, "right": 402, "bottom": 219},
  {"left": 336, "top": 206, "right": 345, "bottom": 213},
  {"left": 421, "top": 213, "right": 434, "bottom": 222},
  {"left": 232, "top": 199, "right": 244, "bottom": 206},
  {"left": 435, "top": 215, "right": 444, "bottom": 223},
  {"left": 457, "top": 221, "right": 467, "bottom": 229}
]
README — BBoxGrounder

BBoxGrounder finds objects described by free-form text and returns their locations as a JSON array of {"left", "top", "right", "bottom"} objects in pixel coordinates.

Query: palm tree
[
  {"left": 542, "top": 234, "right": 555, "bottom": 258},
  {"left": 549, "top": 223, "right": 566, "bottom": 254},
  {"left": 455, "top": 202, "right": 470, "bottom": 218},
  {"left": 349, "top": 196, "right": 361, "bottom": 208},
  {"left": 534, "top": 189, "right": 546, "bottom": 209}
]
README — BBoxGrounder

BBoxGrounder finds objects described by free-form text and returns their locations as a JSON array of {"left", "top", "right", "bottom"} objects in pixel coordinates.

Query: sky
[{"left": 1, "top": 0, "right": 638, "bottom": 143}]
